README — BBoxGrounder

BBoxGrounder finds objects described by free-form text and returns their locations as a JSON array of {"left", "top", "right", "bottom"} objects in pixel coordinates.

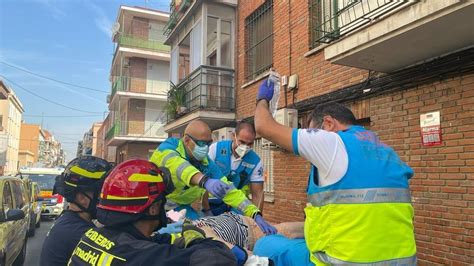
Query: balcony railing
[
  {"left": 106, "top": 122, "right": 120, "bottom": 141},
  {"left": 111, "top": 76, "right": 170, "bottom": 98},
  {"left": 164, "top": 0, "right": 193, "bottom": 36},
  {"left": 310, "top": 0, "right": 414, "bottom": 46},
  {"left": 106, "top": 120, "right": 167, "bottom": 141},
  {"left": 173, "top": 65, "right": 235, "bottom": 119},
  {"left": 117, "top": 34, "right": 170, "bottom": 53}
]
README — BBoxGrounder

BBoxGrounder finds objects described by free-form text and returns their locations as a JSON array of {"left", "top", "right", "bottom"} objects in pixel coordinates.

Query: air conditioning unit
[
  {"left": 275, "top": 108, "right": 298, "bottom": 128},
  {"left": 212, "top": 127, "right": 235, "bottom": 142},
  {"left": 262, "top": 108, "right": 298, "bottom": 149}
]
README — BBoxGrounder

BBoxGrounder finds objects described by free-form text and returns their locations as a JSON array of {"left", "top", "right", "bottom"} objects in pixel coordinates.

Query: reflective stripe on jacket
[{"left": 150, "top": 138, "right": 260, "bottom": 217}]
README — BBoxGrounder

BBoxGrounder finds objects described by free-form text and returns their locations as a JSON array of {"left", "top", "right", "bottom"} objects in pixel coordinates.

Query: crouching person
[{"left": 68, "top": 159, "right": 237, "bottom": 266}]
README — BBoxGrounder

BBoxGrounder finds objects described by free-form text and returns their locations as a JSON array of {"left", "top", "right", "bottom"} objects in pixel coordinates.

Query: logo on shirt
[
  {"left": 220, "top": 148, "right": 227, "bottom": 156},
  {"left": 306, "top": 128, "right": 320, "bottom": 133},
  {"left": 257, "top": 166, "right": 263, "bottom": 176}
]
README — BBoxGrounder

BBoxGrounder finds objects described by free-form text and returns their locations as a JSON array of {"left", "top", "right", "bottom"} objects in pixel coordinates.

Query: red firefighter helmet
[{"left": 97, "top": 159, "right": 174, "bottom": 214}]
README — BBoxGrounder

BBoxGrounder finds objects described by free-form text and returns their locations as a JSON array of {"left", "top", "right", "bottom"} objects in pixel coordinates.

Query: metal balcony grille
[
  {"left": 169, "top": 65, "right": 235, "bottom": 121},
  {"left": 245, "top": 0, "right": 273, "bottom": 81},
  {"left": 310, "top": 0, "right": 416, "bottom": 47}
]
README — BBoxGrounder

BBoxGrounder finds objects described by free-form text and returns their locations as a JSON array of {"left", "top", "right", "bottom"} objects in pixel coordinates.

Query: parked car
[
  {"left": 22, "top": 180, "right": 42, "bottom": 237},
  {"left": 18, "top": 167, "right": 65, "bottom": 219},
  {"left": 0, "top": 176, "right": 30, "bottom": 266}
]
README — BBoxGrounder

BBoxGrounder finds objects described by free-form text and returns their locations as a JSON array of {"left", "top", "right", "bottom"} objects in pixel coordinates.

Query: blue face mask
[{"left": 192, "top": 145, "right": 209, "bottom": 161}]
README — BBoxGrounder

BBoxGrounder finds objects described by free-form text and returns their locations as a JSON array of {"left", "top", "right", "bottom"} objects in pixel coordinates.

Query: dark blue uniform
[
  {"left": 40, "top": 211, "right": 94, "bottom": 266},
  {"left": 68, "top": 224, "right": 237, "bottom": 266}
]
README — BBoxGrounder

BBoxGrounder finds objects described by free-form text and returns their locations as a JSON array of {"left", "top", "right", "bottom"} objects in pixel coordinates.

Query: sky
[{"left": 0, "top": 0, "right": 169, "bottom": 162}]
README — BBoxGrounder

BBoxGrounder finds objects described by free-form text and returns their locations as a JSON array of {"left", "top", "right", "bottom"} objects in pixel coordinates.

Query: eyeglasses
[{"left": 186, "top": 134, "right": 213, "bottom": 147}]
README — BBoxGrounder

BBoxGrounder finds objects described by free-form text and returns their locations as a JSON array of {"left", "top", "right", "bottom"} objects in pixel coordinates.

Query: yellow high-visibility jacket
[{"left": 150, "top": 137, "right": 260, "bottom": 217}]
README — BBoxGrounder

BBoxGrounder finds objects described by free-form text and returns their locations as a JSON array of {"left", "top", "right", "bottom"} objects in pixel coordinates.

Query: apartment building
[
  {"left": 18, "top": 123, "right": 41, "bottom": 168},
  {"left": 235, "top": 0, "right": 474, "bottom": 264},
  {"left": 38, "top": 129, "right": 65, "bottom": 167},
  {"left": 162, "top": 0, "right": 237, "bottom": 135},
  {"left": 103, "top": 6, "right": 171, "bottom": 163},
  {"left": 0, "top": 79, "right": 24, "bottom": 175}
]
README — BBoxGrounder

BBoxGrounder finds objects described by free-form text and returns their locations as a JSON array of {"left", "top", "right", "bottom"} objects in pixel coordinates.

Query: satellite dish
[{"left": 111, "top": 22, "right": 120, "bottom": 37}]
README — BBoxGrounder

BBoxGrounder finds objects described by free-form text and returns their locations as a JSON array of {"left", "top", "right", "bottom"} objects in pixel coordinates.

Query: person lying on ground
[{"left": 192, "top": 212, "right": 304, "bottom": 252}]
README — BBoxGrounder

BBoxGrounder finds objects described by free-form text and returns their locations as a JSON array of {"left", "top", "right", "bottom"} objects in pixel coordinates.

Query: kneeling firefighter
[{"left": 68, "top": 159, "right": 241, "bottom": 266}]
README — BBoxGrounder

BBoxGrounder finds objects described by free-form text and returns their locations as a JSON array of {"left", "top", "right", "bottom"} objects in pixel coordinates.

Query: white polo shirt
[
  {"left": 208, "top": 142, "right": 264, "bottom": 183},
  {"left": 291, "top": 128, "right": 349, "bottom": 187}
]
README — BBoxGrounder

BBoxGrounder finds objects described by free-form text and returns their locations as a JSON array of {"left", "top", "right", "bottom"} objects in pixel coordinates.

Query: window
[
  {"left": 253, "top": 138, "right": 274, "bottom": 194},
  {"left": 206, "top": 16, "right": 233, "bottom": 68},
  {"left": 12, "top": 181, "right": 25, "bottom": 208},
  {"left": 245, "top": 0, "right": 273, "bottom": 81},
  {"left": 2, "top": 182, "right": 14, "bottom": 219}
]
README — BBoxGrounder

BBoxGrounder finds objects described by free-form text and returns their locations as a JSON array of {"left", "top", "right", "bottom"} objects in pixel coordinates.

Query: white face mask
[{"left": 235, "top": 144, "right": 251, "bottom": 158}]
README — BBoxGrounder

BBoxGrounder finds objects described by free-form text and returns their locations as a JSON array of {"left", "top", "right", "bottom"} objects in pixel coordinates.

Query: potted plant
[{"left": 165, "top": 82, "right": 186, "bottom": 119}]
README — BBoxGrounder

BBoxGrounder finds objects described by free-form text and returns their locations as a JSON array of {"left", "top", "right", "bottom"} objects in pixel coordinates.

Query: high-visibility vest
[
  {"left": 214, "top": 140, "right": 261, "bottom": 196},
  {"left": 150, "top": 138, "right": 259, "bottom": 217},
  {"left": 305, "top": 126, "right": 417, "bottom": 265}
]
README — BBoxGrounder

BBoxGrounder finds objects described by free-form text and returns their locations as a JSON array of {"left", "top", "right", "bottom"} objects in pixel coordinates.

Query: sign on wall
[{"left": 420, "top": 111, "right": 442, "bottom": 146}]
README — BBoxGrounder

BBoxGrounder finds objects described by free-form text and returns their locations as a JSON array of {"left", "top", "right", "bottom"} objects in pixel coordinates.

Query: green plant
[{"left": 165, "top": 81, "right": 186, "bottom": 119}]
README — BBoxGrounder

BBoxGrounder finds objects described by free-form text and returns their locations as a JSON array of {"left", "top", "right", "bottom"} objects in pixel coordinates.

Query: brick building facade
[
  {"left": 102, "top": 6, "right": 170, "bottom": 163},
  {"left": 236, "top": 0, "right": 473, "bottom": 264}
]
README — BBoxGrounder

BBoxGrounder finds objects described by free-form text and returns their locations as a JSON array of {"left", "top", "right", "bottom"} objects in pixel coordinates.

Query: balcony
[
  {"left": 164, "top": 65, "right": 236, "bottom": 134},
  {"left": 164, "top": 0, "right": 193, "bottom": 36},
  {"left": 106, "top": 120, "right": 167, "bottom": 146},
  {"left": 110, "top": 76, "right": 169, "bottom": 102},
  {"left": 117, "top": 34, "right": 170, "bottom": 53},
  {"left": 318, "top": 0, "right": 474, "bottom": 72}
]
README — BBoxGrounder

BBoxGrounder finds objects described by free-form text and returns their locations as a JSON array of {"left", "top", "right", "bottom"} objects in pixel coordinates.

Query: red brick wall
[
  {"left": 128, "top": 99, "right": 145, "bottom": 135},
  {"left": 130, "top": 58, "right": 147, "bottom": 93},
  {"left": 236, "top": 0, "right": 367, "bottom": 119},
  {"left": 117, "top": 142, "right": 157, "bottom": 161},
  {"left": 236, "top": 1, "right": 474, "bottom": 264},
  {"left": 131, "top": 17, "right": 149, "bottom": 39},
  {"left": 371, "top": 75, "right": 474, "bottom": 265}
]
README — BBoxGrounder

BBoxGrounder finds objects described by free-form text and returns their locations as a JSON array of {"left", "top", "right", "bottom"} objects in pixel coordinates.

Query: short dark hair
[
  {"left": 235, "top": 121, "right": 256, "bottom": 136},
  {"left": 309, "top": 102, "right": 356, "bottom": 126}
]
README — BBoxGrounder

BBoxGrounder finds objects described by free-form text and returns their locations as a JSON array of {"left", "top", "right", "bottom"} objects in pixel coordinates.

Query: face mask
[
  {"left": 192, "top": 145, "right": 209, "bottom": 161},
  {"left": 235, "top": 144, "right": 251, "bottom": 158}
]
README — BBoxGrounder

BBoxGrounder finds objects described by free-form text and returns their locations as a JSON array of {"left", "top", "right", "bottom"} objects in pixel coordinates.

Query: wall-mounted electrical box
[
  {"left": 288, "top": 74, "right": 298, "bottom": 91},
  {"left": 281, "top": 75, "right": 288, "bottom": 86}
]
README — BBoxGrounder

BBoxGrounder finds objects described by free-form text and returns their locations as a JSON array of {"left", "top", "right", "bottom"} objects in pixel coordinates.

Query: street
[{"left": 25, "top": 219, "right": 54, "bottom": 266}]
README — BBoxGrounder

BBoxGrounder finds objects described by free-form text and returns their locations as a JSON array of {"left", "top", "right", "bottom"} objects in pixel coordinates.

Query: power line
[
  {"left": 0, "top": 61, "right": 109, "bottom": 93},
  {"left": 24, "top": 114, "right": 104, "bottom": 118},
  {"left": 0, "top": 75, "right": 104, "bottom": 114}
]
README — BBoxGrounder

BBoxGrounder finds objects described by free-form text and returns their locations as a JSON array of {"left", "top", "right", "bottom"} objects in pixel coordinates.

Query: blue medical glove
[
  {"left": 203, "top": 178, "right": 232, "bottom": 199},
  {"left": 255, "top": 214, "right": 277, "bottom": 235},
  {"left": 256, "top": 79, "right": 274, "bottom": 103},
  {"left": 158, "top": 221, "right": 184, "bottom": 234}
]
